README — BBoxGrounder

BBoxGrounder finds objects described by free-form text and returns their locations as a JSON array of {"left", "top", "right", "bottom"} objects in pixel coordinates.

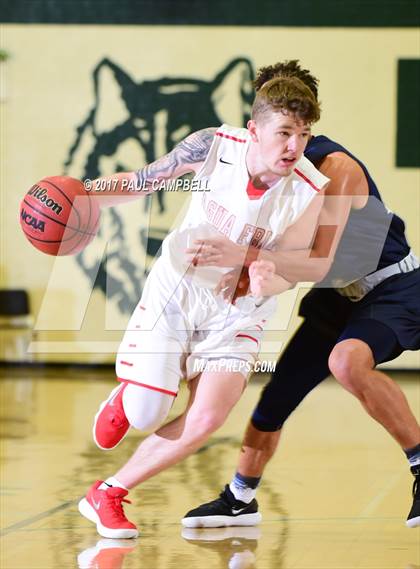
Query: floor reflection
[
  {"left": 77, "top": 538, "right": 138, "bottom": 569},
  {"left": 182, "top": 526, "right": 260, "bottom": 569},
  {"left": 1, "top": 370, "right": 419, "bottom": 569}
]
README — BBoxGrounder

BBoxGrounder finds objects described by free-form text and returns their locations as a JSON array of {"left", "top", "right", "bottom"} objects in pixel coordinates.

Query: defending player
[
  {"left": 182, "top": 61, "right": 420, "bottom": 530},
  {"left": 78, "top": 76, "right": 330, "bottom": 538}
]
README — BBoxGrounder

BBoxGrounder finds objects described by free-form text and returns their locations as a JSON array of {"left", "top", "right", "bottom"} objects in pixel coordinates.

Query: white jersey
[
  {"left": 117, "top": 126, "right": 329, "bottom": 390},
  {"left": 163, "top": 124, "right": 329, "bottom": 287}
]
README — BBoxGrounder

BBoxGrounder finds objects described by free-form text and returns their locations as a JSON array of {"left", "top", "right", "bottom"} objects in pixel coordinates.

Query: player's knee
[
  {"left": 328, "top": 341, "right": 369, "bottom": 394},
  {"left": 252, "top": 377, "right": 300, "bottom": 430},
  {"left": 125, "top": 408, "right": 165, "bottom": 432},
  {"left": 122, "top": 384, "right": 174, "bottom": 432},
  {"left": 187, "top": 409, "right": 225, "bottom": 441},
  {"left": 251, "top": 407, "right": 283, "bottom": 432}
]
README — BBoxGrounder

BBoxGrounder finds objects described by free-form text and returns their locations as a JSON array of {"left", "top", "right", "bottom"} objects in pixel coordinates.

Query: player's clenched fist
[
  {"left": 249, "top": 260, "right": 276, "bottom": 296},
  {"left": 249, "top": 260, "right": 293, "bottom": 296}
]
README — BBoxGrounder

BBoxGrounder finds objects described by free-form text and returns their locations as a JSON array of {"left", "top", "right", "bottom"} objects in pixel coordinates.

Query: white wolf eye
[{"left": 159, "top": 84, "right": 199, "bottom": 94}]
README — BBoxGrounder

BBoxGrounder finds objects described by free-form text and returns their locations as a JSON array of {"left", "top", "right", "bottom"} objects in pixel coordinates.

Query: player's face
[{"left": 249, "top": 111, "right": 311, "bottom": 177}]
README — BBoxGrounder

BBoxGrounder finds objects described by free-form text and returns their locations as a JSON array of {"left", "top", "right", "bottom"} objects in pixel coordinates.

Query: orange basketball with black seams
[{"left": 19, "top": 176, "right": 100, "bottom": 256}]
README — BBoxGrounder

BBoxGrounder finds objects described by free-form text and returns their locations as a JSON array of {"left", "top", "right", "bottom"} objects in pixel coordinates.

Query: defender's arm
[{"left": 246, "top": 152, "right": 368, "bottom": 282}]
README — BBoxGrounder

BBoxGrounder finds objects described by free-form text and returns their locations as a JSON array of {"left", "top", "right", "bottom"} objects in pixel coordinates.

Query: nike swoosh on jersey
[{"left": 219, "top": 157, "right": 233, "bottom": 165}]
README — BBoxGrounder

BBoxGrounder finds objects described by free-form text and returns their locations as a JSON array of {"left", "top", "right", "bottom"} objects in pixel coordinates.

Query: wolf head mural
[{"left": 64, "top": 57, "right": 255, "bottom": 315}]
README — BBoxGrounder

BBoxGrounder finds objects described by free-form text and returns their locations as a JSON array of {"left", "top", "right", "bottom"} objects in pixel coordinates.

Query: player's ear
[{"left": 247, "top": 119, "right": 259, "bottom": 142}]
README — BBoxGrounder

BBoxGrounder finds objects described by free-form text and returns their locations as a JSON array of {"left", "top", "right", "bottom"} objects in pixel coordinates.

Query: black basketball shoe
[
  {"left": 406, "top": 469, "right": 420, "bottom": 528},
  {"left": 182, "top": 485, "right": 262, "bottom": 528}
]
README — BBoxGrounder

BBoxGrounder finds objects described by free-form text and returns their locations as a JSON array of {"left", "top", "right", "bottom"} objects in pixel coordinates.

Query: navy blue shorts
[
  {"left": 299, "top": 268, "right": 420, "bottom": 361},
  {"left": 251, "top": 269, "right": 420, "bottom": 431}
]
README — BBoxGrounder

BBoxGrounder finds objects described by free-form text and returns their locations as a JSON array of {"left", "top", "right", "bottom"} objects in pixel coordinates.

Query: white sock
[
  {"left": 99, "top": 476, "right": 128, "bottom": 491},
  {"left": 229, "top": 481, "right": 256, "bottom": 504}
]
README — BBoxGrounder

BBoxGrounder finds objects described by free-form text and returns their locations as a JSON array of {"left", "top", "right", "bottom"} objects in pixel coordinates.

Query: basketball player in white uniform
[{"left": 78, "top": 76, "right": 329, "bottom": 538}]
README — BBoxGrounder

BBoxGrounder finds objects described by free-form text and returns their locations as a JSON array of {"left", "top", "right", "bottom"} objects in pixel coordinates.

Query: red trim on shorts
[
  {"left": 236, "top": 333, "right": 259, "bottom": 345},
  {"left": 294, "top": 168, "right": 321, "bottom": 192},
  {"left": 120, "top": 360, "right": 133, "bottom": 367},
  {"left": 215, "top": 131, "right": 247, "bottom": 143},
  {"left": 117, "top": 377, "right": 177, "bottom": 397}
]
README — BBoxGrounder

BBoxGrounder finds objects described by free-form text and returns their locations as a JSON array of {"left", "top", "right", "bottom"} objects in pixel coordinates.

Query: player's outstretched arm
[{"left": 86, "top": 128, "right": 216, "bottom": 208}]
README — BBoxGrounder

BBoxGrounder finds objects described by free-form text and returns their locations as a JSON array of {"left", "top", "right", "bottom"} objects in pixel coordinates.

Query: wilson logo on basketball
[
  {"left": 20, "top": 208, "right": 45, "bottom": 232},
  {"left": 27, "top": 185, "right": 63, "bottom": 215}
]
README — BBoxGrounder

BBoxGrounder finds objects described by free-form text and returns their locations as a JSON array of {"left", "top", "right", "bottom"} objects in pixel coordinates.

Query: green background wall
[{"left": 1, "top": 2, "right": 419, "bottom": 367}]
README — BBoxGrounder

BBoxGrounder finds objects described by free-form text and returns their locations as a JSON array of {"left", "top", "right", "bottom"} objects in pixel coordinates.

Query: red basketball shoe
[
  {"left": 78, "top": 481, "right": 138, "bottom": 539},
  {"left": 93, "top": 383, "right": 130, "bottom": 450}
]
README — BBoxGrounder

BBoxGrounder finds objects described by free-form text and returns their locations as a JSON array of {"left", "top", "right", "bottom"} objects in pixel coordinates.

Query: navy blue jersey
[{"left": 304, "top": 135, "right": 410, "bottom": 283}]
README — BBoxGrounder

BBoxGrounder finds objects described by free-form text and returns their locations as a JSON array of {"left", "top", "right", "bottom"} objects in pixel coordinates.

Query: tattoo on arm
[
  {"left": 135, "top": 128, "right": 216, "bottom": 190},
  {"left": 175, "top": 127, "right": 216, "bottom": 163}
]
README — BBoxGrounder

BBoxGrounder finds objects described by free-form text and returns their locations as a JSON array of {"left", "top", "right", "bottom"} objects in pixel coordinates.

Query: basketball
[{"left": 19, "top": 176, "right": 100, "bottom": 256}]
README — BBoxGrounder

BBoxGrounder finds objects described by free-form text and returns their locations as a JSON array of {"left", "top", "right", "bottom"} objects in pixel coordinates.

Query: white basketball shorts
[{"left": 115, "top": 256, "right": 276, "bottom": 395}]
